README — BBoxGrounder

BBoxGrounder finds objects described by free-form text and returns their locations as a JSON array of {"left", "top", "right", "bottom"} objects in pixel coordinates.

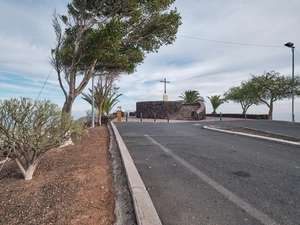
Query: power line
[
  {"left": 46, "top": 86, "right": 58, "bottom": 97},
  {"left": 36, "top": 68, "right": 53, "bottom": 100},
  {"left": 177, "top": 35, "right": 283, "bottom": 48}
]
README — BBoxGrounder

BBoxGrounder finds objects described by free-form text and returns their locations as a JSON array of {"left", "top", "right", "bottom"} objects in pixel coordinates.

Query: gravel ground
[{"left": 0, "top": 126, "right": 117, "bottom": 225}]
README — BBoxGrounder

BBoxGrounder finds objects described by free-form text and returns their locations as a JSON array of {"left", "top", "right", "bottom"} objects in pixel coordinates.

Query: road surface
[{"left": 114, "top": 121, "right": 300, "bottom": 225}]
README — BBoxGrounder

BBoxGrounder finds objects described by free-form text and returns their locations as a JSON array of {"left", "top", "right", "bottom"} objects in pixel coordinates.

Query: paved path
[
  {"left": 112, "top": 118, "right": 300, "bottom": 225},
  {"left": 114, "top": 116, "right": 247, "bottom": 123},
  {"left": 114, "top": 116, "right": 300, "bottom": 139}
]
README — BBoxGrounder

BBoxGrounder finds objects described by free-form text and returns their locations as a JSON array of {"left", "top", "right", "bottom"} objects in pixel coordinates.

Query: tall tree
[
  {"left": 51, "top": 0, "right": 181, "bottom": 116},
  {"left": 224, "top": 82, "right": 260, "bottom": 114},
  {"left": 207, "top": 95, "right": 226, "bottom": 114},
  {"left": 179, "top": 90, "right": 204, "bottom": 103},
  {"left": 247, "top": 71, "right": 300, "bottom": 120}
]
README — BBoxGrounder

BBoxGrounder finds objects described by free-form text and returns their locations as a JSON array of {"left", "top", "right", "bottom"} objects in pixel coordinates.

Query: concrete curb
[
  {"left": 203, "top": 126, "right": 300, "bottom": 146},
  {"left": 110, "top": 122, "right": 162, "bottom": 225}
]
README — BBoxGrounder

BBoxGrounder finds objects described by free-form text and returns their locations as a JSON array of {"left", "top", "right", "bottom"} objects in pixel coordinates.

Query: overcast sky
[{"left": 1, "top": 0, "right": 300, "bottom": 122}]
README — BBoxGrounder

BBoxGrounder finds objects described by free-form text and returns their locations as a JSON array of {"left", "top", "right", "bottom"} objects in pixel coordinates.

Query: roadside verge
[
  {"left": 110, "top": 122, "right": 162, "bottom": 225},
  {"left": 203, "top": 125, "right": 300, "bottom": 146}
]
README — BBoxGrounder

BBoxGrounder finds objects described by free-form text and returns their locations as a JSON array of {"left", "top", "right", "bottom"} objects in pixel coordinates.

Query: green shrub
[{"left": 0, "top": 97, "right": 87, "bottom": 180}]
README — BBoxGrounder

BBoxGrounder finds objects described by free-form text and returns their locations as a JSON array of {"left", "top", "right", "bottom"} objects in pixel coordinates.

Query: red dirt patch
[{"left": 0, "top": 126, "right": 115, "bottom": 225}]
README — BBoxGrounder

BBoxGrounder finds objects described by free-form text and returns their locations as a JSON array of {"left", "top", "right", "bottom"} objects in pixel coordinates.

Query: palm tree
[
  {"left": 102, "top": 92, "right": 123, "bottom": 115},
  {"left": 82, "top": 86, "right": 122, "bottom": 124},
  {"left": 207, "top": 95, "right": 226, "bottom": 114},
  {"left": 179, "top": 90, "right": 204, "bottom": 103}
]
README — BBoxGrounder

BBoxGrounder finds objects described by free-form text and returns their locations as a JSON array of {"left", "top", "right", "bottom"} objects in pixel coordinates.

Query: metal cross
[{"left": 160, "top": 78, "right": 170, "bottom": 94}]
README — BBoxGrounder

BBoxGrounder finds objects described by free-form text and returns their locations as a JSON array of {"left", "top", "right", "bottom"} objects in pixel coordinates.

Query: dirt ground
[{"left": 0, "top": 125, "right": 116, "bottom": 225}]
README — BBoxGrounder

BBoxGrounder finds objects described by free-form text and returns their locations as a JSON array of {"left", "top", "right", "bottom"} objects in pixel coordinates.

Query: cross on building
[
  {"left": 160, "top": 78, "right": 170, "bottom": 101},
  {"left": 160, "top": 78, "right": 170, "bottom": 94}
]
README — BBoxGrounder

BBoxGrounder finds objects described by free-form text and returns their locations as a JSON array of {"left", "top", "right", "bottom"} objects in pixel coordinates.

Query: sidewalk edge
[{"left": 110, "top": 122, "right": 162, "bottom": 225}]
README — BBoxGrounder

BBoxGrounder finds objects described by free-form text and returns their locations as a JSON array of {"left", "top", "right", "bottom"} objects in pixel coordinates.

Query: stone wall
[
  {"left": 196, "top": 102, "right": 206, "bottom": 120},
  {"left": 136, "top": 101, "right": 182, "bottom": 119},
  {"left": 171, "top": 102, "right": 206, "bottom": 120},
  {"left": 136, "top": 101, "right": 206, "bottom": 120}
]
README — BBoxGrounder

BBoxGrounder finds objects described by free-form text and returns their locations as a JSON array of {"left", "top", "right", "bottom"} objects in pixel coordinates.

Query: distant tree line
[
  {"left": 179, "top": 71, "right": 300, "bottom": 119},
  {"left": 224, "top": 71, "right": 300, "bottom": 120}
]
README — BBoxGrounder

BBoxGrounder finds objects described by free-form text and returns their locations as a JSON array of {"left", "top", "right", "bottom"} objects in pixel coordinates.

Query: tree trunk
[
  {"left": 24, "top": 164, "right": 37, "bottom": 180},
  {"left": 14, "top": 158, "right": 37, "bottom": 180},
  {"left": 268, "top": 101, "right": 273, "bottom": 120},
  {"left": 62, "top": 96, "right": 75, "bottom": 116},
  {"left": 61, "top": 97, "right": 74, "bottom": 145},
  {"left": 98, "top": 103, "right": 103, "bottom": 126}
]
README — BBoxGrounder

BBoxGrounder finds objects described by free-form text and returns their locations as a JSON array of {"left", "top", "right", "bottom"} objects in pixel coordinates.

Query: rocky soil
[{"left": 0, "top": 126, "right": 116, "bottom": 225}]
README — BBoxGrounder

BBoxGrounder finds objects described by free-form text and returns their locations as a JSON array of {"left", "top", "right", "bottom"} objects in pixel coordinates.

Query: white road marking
[{"left": 145, "top": 134, "right": 278, "bottom": 225}]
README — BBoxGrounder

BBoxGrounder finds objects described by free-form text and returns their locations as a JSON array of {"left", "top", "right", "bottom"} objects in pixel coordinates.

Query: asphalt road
[
  {"left": 114, "top": 121, "right": 300, "bottom": 225},
  {"left": 202, "top": 120, "right": 300, "bottom": 140}
]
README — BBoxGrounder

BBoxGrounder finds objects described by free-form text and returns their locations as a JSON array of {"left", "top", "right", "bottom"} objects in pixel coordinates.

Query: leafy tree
[
  {"left": 0, "top": 98, "right": 86, "bottom": 180},
  {"left": 51, "top": 0, "right": 182, "bottom": 116},
  {"left": 247, "top": 71, "right": 300, "bottom": 120},
  {"left": 224, "top": 82, "right": 260, "bottom": 114},
  {"left": 207, "top": 95, "right": 227, "bottom": 114},
  {"left": 179, "top": 90, "right": 204, "bottom": 103}
]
